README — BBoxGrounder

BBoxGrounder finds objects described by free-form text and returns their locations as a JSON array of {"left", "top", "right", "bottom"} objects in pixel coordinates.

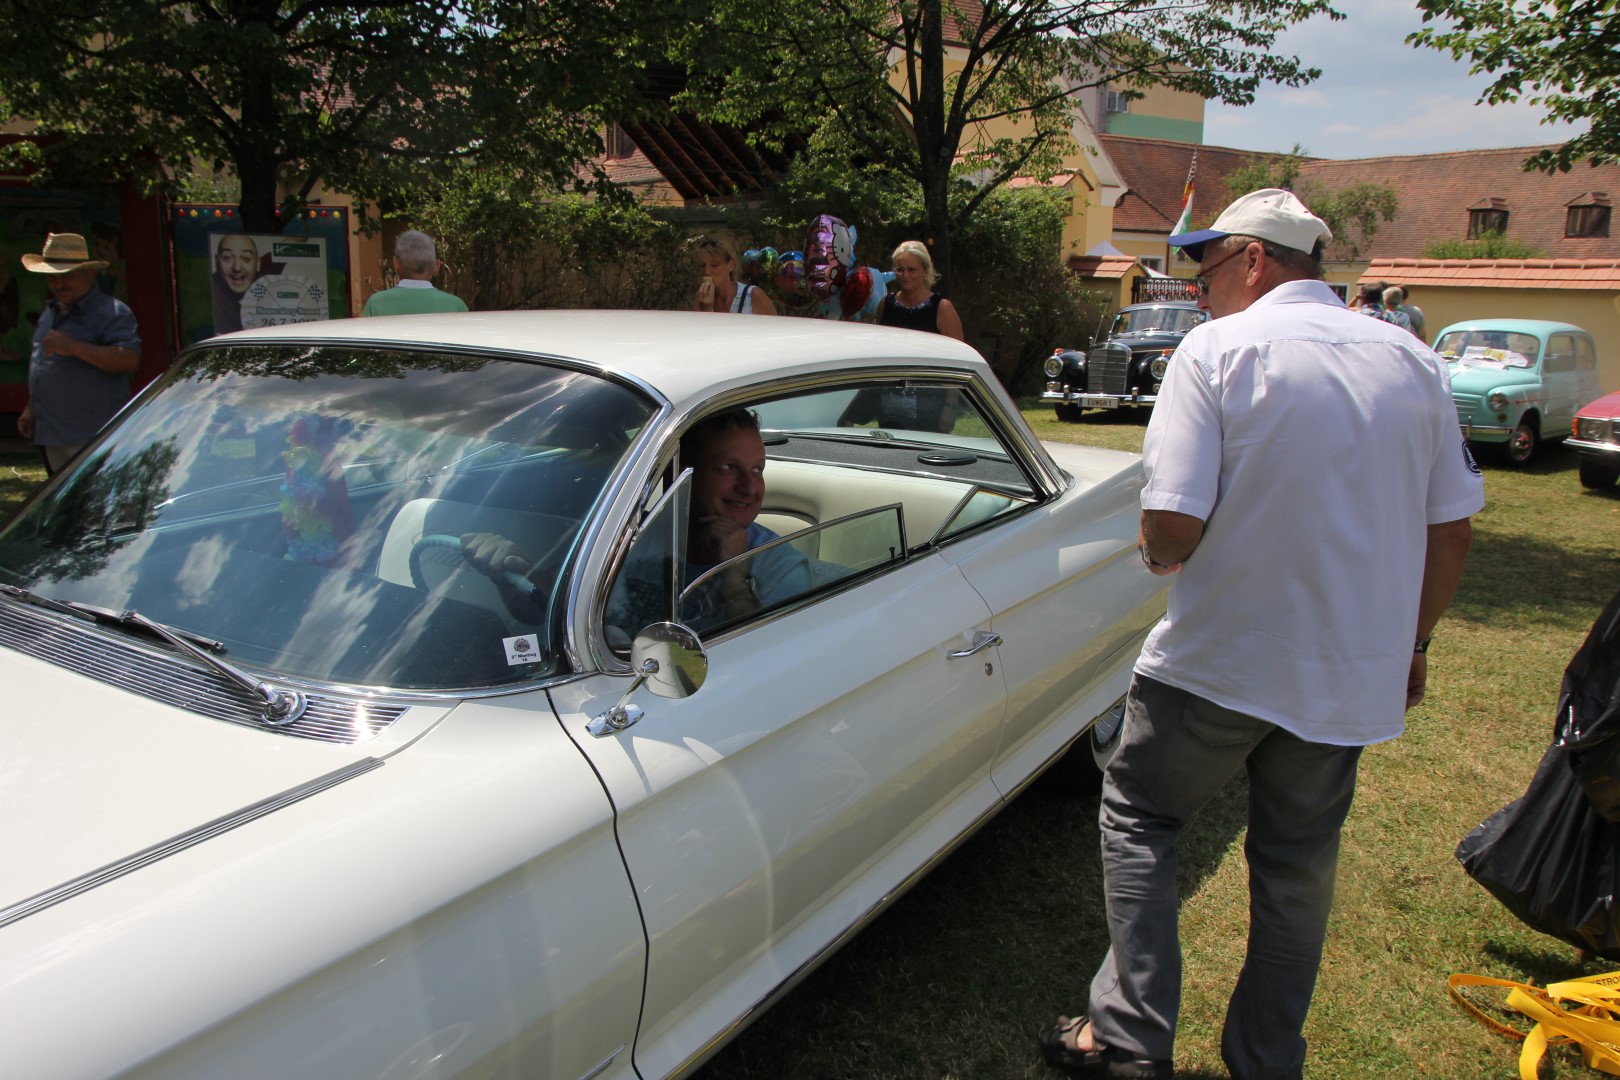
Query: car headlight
[
  {"left": 1487, "top": 392, "right": 1509, "bottom": 411},
  {"left": 1044, "top": 355, "right": 1063, "bottom": 378},
  {"left": 1149, "top": 355, "right": 1169, "bottom": 380}
]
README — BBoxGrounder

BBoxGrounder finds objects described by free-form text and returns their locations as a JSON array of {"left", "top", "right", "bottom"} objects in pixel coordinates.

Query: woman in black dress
[{"left": 840, "top": 241, "right": 965, "bottom": 432}]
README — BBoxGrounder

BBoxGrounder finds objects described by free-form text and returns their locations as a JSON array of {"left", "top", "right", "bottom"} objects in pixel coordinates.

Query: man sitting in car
[{"left": 464, "top": 409, "right": 812, "bottom": 636}]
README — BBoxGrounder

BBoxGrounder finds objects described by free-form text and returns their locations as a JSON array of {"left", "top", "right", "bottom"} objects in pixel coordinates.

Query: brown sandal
[{"left": 1037, "top": 1015, "right": 1175, "bottom": 1078}]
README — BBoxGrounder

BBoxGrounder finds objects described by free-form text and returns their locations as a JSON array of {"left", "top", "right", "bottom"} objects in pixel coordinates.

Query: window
[
  {"left": 1468, "top": 208, "right": 1509, "bottom": 238},
  {"left": 1138, "top": 256, "right": 1163, "bottom": 273},
  {"left": 1545, "top": 334, "right": 1577, "bottom": 374},
  {"left": 604, "top": 382, "right": 1042, "bottom": 649},
  {"left": 605, "top": 123, "right": 637, "bottom": 160},
  {"left": 1567, "top": 204, "right": 1611, "bottom": 238},
  {"left": 1105, "top": 90, "right": 1131, "bottom": 114}
]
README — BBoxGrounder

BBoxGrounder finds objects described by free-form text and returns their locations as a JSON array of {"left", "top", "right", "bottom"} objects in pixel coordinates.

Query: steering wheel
[{"left": 408, "top": 533, "right": 542, "bottom": 608}]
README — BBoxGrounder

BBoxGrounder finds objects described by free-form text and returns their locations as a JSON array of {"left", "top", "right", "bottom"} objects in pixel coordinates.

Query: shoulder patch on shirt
[{"left": 1461, "top": 436, "right": 1481, "bottom": 476}]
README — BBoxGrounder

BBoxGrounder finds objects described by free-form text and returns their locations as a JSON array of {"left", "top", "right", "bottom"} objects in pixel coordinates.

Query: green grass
[
  {"left": 0, "top": 452, "right": 46, "bottom": 520},
  {"left": 695, "top": 403, "right": 1620, "bottom": 1080},
  {"left": 4, "top": 420, "right": 1617, "bottom": 1079}
]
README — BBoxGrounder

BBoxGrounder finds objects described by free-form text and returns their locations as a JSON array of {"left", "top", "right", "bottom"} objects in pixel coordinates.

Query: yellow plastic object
[{"left": 1449, "top": 971, "right": 1620, "bottom": 1079}]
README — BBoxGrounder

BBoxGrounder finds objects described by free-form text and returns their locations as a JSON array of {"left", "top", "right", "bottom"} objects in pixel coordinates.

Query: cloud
[{"left": 1203, "top": 1, "right": 1590, "bottom": 160}]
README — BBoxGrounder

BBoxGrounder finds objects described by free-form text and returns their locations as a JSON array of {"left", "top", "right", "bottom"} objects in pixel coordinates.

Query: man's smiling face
[{"left": 690, "top": 424, "right": 765, "bottom": 530}]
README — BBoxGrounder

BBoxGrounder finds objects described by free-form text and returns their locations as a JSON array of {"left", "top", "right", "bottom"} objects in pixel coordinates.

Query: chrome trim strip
[
  {"left": 577, "top": 1044, "right": 624, "bottom": 1080},
  {"left": 0, "top": 758, "right": 384, "bottom": 930},
  {"left": 1569, "top": 439, "right": 1620, "bottom": 454}
]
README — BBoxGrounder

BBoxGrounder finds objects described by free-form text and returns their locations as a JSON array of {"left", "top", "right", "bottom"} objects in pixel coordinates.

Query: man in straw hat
[
  {"left": 1039, "top": 190, "right": 1482, "bottom": 1079},
  {"left": 17, "top": 232, "right": 141, "bottom": 474}
]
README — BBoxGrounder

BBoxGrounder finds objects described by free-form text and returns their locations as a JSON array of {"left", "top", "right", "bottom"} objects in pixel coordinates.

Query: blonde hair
[
  {"left": 1383, "top": 285, "right": 1405, "bottom": 307},
  {"left": 694, "top": 236, "right": 739, "bottom": 278},
  {"left": 891, "top": 240, "right": 938, "bottom": 287}
]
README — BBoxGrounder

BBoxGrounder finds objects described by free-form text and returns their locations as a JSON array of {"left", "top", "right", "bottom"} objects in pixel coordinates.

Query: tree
[
  {"left": 1423, "top": 232, "right": 1546, "bottom": 259},
  {"left": 676, "top": 0, "right": 1345, "bottom": 289},
  {"left": 0, "top": 1, "right": 671, "bottom": 233},
  {"left": 1220, "top": 146, "right": 1399, "bottom": 260},
  {"left": 1409, "top": 0, "right": 1620, "bottom": 172}
]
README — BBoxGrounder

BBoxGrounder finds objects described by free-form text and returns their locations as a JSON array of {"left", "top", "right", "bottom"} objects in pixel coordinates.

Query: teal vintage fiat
[{"left": 1435, "top": 319, "right": 1603, "bottom": 465}]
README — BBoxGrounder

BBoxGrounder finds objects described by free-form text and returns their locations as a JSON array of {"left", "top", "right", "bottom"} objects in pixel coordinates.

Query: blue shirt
[{"left": 28, "top": 286, "right": 141, "bottom": 446}]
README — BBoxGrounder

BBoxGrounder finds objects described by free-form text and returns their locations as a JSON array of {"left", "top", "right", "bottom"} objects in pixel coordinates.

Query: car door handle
[{"left": 947, "top": 631, "right": 1002, "bottom": 658}]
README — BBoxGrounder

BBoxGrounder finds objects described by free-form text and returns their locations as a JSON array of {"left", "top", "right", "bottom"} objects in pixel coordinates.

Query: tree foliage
[
  {"left": 1220, "top": 146, "right": 1399, "bottom": 261},
  {"left": 1409, "top": 0, "right": 1620, "bottom": 172},
  {"left": 0, "top": 0, "right": 673, "bottom": 232},
  {"left": 677, "top": 0, "right": 1345, "bottom": 286},
  {"left": 403, "top": 165, "right": 693, "bottom": 312},
  {"left": 1423, "top": 231, "right": 1547, "bottom": 259}
]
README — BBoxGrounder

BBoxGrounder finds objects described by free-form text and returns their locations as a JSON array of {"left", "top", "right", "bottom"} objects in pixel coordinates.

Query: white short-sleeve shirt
[{"left": 1134, "top": 279, "right": 1484, "bottom": 745}]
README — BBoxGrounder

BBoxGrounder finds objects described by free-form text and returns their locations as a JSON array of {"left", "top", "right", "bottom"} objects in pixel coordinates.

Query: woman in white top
[{"left": 692, "top": 236, "right": 776, "bottom": 316}]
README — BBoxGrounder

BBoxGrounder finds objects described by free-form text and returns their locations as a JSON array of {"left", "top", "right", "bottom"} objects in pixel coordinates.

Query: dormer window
[
  {"left": 1468, "top": 197, "right": 1509, "bottom": 238},
  {"left": 1566, "top": 193, "right": 1611, "bottom": 238},
  {"left": 605, "top": 123, "right": 637, "bottom": 160}
]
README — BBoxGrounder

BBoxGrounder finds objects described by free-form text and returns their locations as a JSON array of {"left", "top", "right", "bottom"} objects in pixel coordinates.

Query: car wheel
[
  {"left": 1064, "top": 698, "right": 1126, "bottom": 794},
  {"left": 1503, "top": 416, "right": 1540, "bottom": 465},
  {"left": 1579, "top": 455, "right": 1620, "bottom": 489}
]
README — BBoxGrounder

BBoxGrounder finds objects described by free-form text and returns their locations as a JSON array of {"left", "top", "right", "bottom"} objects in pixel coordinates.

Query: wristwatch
[{"left": 1414, "top": 635, "right": 1432, "bottom": 654}]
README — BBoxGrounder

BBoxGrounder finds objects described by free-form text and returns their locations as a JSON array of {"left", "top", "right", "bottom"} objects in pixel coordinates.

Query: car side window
[
  {"left": 603, "top": 380, "right": 1043, "bottom": 651},
  {"left": 1546, "top": 334, "right": 1577, "bottom": 374},
  {"left": 1576, "top": 336, "right": 1598, "bottom": 371}
]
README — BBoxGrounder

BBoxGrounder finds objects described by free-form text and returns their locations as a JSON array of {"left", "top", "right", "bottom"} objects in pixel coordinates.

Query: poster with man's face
[
  {"left": 172, "top": 205, "right": 350, "bottom": 345},
  {"left": 208, "top": 233, "right": 328, "bottom": 335}
]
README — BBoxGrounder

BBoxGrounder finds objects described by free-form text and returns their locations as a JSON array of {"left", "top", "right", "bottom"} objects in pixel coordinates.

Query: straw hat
[{"left": 21, "top": 233, "right": 109, "bottom": 274}]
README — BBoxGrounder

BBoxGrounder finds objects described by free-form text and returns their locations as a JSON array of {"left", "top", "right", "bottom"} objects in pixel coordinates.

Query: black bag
[
  {"left": 1562, "top": 590, "right": 1620, "bottom": 820},
  {"left": 1456, "top": 587, "right": 1620, "bottom": 959}
]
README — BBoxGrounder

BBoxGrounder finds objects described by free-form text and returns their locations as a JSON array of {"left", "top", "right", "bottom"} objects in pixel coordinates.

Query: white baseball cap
[{"left": 1169, "top": 188, "right": 1332, "bottom": 262}]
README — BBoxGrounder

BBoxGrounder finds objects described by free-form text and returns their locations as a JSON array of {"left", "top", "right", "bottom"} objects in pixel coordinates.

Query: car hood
[
  {"left": 1105, "top": 332, "right": 1183, "bottom": 352},
  {"left": 1, "top": 646, "right": 380, "bottom": 923},
  {"left": 1447, "top": 364, "right": 1539, "bottom": 395}
]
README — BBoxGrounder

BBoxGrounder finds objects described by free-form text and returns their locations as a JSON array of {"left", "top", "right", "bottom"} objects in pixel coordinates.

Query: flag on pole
[{"left": 1171, "top": 151, "right": 1197, "bottom": 236}]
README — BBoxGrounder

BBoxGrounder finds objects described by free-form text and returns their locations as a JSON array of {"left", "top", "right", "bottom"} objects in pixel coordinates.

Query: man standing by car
[
  {"left": 17, "top": 233, "right": 141, "bottom": 475},
  {"left": 1041, "top": 189, "right": 1482, "bottom": 1080}
]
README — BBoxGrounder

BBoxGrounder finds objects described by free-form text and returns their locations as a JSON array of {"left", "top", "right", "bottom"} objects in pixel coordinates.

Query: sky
[{"left": 1203, "top": 0, "right": 1588, "bottom": 161}]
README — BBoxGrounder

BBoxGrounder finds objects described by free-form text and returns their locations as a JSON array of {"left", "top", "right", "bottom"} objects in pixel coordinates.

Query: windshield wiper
[
  {"left": 0, "top": 585, "right": 306, "bottom": 727},
  {"left": 2, "top": 584, "right": 225, "bottom": 651}
]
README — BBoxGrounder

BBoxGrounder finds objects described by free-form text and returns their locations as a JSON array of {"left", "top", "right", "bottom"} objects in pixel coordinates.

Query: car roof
[
  {"left": 205, "top": 310, "right": 987, "bottom": 406},
  {"left": 1433, "top": 318, "right": 1587, "bottom": 337},
  {"left": 1121, "top": 300, "right": 1200, "bottom": 311}
]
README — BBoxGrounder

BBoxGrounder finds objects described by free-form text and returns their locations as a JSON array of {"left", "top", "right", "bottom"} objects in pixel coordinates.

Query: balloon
[
  {"left": 776, "top": 250, "right": 806, "bottom": 300},
  {"left": 841, "top": 266, "right": 873, "bottom": 319},
  {"left": 740, "top": 249, "right": 768, "bottom": 286},
  {"left": 805, "top": 215, "right": 850, "bottom": 300},
  {"left": 862, "top": 268, "right": 895, "bottom": 318}
]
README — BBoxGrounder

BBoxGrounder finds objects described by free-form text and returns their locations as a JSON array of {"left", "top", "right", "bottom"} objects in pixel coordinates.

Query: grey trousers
[{"left": 1086, "top": 674, "right": 1363, "bottom": 1080}]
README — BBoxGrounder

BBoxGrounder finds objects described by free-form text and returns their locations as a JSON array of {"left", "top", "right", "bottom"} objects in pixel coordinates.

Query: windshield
[
  {"left": 0, "top": 344, "right": 653, "bottom": 690},
  {"left": 1434, "top": 330, "right": 1540, "bottom": 370},
  {"left": 1111, "top": 306, "right": 1206, "bottom": 336}
]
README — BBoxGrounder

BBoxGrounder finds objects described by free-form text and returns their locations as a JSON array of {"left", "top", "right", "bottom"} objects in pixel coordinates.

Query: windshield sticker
[
  {"left": 503, "top": 634, "right": 542, "bottom": 666},
  {"left": 1456, "top": 346, "right": 1532, "bottom": 370}
]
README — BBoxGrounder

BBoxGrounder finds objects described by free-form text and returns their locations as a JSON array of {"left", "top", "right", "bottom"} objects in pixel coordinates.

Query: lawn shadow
[
  {"left": 1447, "top": 526, "right": 1620, "bottom": 630},
  {"left": 697, "top": 759, "right": 1250, "bottom": 1079}
]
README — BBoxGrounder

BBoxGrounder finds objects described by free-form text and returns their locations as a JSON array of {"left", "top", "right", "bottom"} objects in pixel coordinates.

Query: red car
[{"left": 1571, "top": 389, "right": 1620, "bottom": 489}]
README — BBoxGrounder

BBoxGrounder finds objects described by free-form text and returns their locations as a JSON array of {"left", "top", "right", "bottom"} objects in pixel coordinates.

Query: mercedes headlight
[
  {"left": 1487, "top": 392, "right": 1509, "bottom": 411},
  {"left": 1044, "top": 355, "right": 1064, "bottom": 378},
  {"left": 1149, "top": 355, "right": 1170, "bottom": 380}
]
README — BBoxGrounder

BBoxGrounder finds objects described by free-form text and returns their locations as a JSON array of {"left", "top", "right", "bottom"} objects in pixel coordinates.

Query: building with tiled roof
[
  {"left": 1298, "top": 146, "right": 1617, "bottom": 263},
  {"left": 1095, "top": 135, "right": 1281, "bottom": 273}
]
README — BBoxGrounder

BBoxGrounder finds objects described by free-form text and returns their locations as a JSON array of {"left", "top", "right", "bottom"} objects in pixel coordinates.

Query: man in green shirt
[{"left": 361, "top": 231, "right": 469, "bottom": 316}]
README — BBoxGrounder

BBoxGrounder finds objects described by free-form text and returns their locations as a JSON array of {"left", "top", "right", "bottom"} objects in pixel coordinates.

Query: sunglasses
[{"left": 1194, "top": 245, "right": 1247, "bottom": 294}]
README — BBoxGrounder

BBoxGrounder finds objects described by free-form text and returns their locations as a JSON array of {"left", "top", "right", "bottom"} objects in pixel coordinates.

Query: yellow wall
[
  {"left": 1404, "top": 286, "right": 1620, "bottom": 392},
  {"left": 1118, "top": 83, "right": 1204, "bottom": 125}
]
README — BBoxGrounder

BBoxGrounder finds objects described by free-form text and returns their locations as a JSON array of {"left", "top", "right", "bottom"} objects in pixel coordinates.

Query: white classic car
[{"left": 0, "top": 311, "right": 1166, "bottom": 1080}]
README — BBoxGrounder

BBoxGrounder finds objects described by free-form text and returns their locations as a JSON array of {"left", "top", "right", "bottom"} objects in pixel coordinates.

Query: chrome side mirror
[{"left": 587, "top": 622, "right": 707, "bottom": 736}]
